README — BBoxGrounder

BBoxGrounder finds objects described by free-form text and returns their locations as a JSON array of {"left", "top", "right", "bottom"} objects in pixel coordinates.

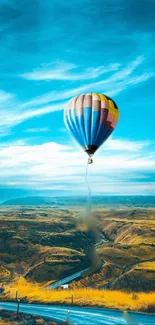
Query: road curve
[
  {"left": 48, "top": 238, "right": 107, "bottom": 289},
  {"left": 48, "top": 267, "right": 90, "bottom": 289},
  {"left": 0, "top": 302, "right": 154, "bottom": 325}
]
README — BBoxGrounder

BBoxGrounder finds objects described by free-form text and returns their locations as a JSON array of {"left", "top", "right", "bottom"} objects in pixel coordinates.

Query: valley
[{"left": 0, "top": 206, "right": 155, "bottom": 292}]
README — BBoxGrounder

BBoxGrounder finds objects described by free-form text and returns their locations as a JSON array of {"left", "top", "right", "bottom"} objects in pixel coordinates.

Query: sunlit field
[{"left": 1, "top": 278, "right": 155, "bottom": 313}]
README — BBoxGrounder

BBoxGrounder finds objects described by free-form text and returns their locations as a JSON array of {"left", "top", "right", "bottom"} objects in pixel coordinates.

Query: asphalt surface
[
  {"left": 0, "top": 302, "right": 154, "bottom": 325},
  {"left": 48, "top": 267, "right": 90, "bottom": 289},
  {"left": 49, "top": 238, "right": 107, "bottom": 289}
]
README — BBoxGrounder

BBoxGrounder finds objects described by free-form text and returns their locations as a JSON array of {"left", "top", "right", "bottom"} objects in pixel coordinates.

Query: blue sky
[{"left": 0, "top": 0, "right": 155, "bottom": 198}]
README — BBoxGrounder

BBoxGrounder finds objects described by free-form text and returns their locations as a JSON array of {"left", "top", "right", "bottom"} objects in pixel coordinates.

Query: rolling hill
[
  {"left": 0, "top": 206, "right": 155, "bottom": 292},
  {"left": 1, "top": 195, "right": 155, "bottom": 208}
]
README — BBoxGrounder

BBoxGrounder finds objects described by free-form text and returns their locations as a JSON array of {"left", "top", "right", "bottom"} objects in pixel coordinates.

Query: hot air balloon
[{"left": 64, "top": 93, "right": 119, "bottom": 164}]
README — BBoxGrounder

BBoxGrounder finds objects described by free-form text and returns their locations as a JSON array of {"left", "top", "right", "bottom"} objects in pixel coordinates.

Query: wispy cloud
[
  {"left": 103, "top": 138, "right": 150, "bottom": 151},
  {"left": 0, "top": 100, "right": 65, "bottom": 129},
  {"left": 21, "top": 56, "right": 153, "bottom": 108},
  {"left": 20, "top": 56, "right": 144, "bottom": 83},
  {"left": 20, "top": 61, "right": 120, "bottom": 81},
  {"left": 24, "top": 127, "right": 50, "bottom": 133},
  {"left": 0, "top": 56, "right": 153, "bottom": 134},
  {"left": 0, "top": 89, "right": 14, "bottom": 102}
]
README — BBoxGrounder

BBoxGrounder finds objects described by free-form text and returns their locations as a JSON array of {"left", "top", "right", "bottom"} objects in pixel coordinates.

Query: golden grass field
[{"left": 1, "top": 277, "right": 155, "bottom": 313}]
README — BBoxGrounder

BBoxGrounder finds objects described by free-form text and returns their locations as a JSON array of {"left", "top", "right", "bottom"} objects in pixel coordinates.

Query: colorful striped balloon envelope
[{"left": 64, "top": 93, "right": 119, "bottom": 163}]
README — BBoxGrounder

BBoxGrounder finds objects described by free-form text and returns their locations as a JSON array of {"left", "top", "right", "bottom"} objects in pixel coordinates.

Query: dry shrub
[{"left": 132, "top": 293, "right": 138, "bottom": 300}]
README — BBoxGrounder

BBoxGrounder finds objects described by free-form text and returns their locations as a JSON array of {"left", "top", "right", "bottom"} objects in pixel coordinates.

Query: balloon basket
[{"left": 88, "top": 157, "right": 93, "bottom": 164}]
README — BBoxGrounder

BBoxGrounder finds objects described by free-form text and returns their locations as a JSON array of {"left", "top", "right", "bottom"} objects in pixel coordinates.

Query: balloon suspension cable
[{"left": 85, "top": 158, "right": 92, "bottom": 213}]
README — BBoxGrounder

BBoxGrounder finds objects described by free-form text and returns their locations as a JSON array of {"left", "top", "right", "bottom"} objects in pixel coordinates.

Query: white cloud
[
  {"left": 0, "top": 128, "right": 12, "bottom": 137},
  {"left": 0, "top": 56, "right": 153, "bottom": 132},
  {"left": 0, "top": 139, "right": 154, "bottom": 195},
  {"left": 24, "top": 127, "right": 50, "bottom": 133},
  {"left": 103, "top": 138, "right": 150, "bottom": 151},
  {"left": 0, "top": 90, "right": 14, "bottom": 102},
  {"left": 0, "top": 101, "right": 65, "bottom": 128},
  {"left": 21, "top": 56, "right": 153, "bottom": 109},
  {"left": 20, "top": 56, "right": 144, "bottom": 83},
  {"left": 107, "top": 56, "right": 144, "bottom": 82},
  {"left": 20, "top": 61, "right": 120, "bottom": 81}
]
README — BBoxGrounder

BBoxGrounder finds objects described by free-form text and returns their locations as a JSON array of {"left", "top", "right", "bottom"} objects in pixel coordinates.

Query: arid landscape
[{"left": 0, "top": 205, "right": 155, "bottom": 314}]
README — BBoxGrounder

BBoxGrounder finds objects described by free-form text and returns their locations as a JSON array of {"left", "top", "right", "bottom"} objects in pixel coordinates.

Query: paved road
[
  {"left": 49, "top": 238, "right": 106, "bottom": 289},
  {"left": 49, "top": 267, "right": 90, "bottom": 289},
  {"left": 0, "top": 302, "right": 154, "bottom": 325}
]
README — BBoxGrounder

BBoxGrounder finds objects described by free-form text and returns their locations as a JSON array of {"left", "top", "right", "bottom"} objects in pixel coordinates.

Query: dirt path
[{"left": 122, "top": 257, "right": 155, "bottom": 274}]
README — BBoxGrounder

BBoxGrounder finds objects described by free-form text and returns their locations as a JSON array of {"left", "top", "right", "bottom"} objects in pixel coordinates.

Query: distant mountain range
[
  {"left": 1, "top": 195, "right": 155, "bottom": 208},
  {"left": 1, "top": 196, "right": 64, "bottom": 206}
]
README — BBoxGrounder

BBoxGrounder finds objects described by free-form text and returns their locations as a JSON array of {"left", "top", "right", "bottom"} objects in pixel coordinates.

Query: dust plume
[
  {"left": 77, "top": 179, "right": 102, "bottom": 273},
  {"left": 83, "top": 205, "right": 102, "bottom": 274},
  {"left": 75, "top": 161, "right": 102, "bottom": 273}
]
